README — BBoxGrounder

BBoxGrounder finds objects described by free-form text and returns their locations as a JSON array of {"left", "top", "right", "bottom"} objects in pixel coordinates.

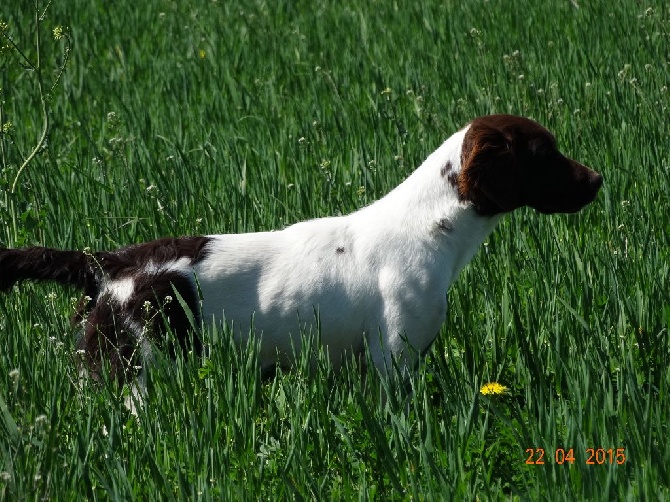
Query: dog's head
[{"left": 455, "top": 114, "right": 603, "bottom": 216}]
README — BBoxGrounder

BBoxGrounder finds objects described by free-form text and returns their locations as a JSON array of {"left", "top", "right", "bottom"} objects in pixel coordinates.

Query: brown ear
[{"left": 459, "top": 124, "right": 523, "bottom": 216}]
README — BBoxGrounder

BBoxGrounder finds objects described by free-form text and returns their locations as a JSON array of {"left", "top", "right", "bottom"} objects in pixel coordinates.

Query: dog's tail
[{"left": 0, "top": 247, "right": 96, "bottom": 292}]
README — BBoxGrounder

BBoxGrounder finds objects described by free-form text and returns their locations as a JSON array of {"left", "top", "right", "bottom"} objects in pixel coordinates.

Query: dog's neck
[{"left": 350, "top": 125, "right": 503, "bottom": 288}]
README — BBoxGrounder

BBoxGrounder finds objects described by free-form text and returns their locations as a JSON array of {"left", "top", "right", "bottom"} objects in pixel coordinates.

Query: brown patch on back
[
  {"left": 95, "top": 236, "right": 212, "bottom": 280},
  {"left": 75, "top": 236, "right": 212, "bottom": 384}
]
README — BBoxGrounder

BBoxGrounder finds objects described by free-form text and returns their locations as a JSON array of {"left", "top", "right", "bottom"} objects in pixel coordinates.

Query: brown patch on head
[{"left": 456, "top": 115, "right": 603, "bottom": 216}]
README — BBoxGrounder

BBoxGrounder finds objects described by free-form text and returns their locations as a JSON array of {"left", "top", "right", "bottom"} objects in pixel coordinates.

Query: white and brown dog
[{"left": 0, "top": 115, "right": 602, "bottom": 384}]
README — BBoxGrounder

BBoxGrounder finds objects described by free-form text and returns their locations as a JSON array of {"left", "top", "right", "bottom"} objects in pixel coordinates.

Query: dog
[{"left": 0, "top": 115, "right": 602, "bottom": 386}]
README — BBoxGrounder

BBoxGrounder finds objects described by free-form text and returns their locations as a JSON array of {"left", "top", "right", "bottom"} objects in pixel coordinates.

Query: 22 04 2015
[{"left": 525, "top": 447, "right": 626, "bottom": 465}]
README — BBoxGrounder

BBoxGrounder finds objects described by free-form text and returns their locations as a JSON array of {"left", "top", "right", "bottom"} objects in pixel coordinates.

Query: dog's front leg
[{"left": 366, "top": 322, "right": 420, "bottom": 379}]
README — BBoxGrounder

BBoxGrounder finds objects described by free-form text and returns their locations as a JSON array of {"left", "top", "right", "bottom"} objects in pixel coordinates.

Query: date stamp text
[{"left": 525, "top": 448, "right": 626, "bottom": 465}]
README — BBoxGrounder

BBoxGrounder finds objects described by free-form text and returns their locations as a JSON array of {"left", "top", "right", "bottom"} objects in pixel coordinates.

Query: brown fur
[{"left": 458, "top": 115, "right": 602, "bottom": 215}]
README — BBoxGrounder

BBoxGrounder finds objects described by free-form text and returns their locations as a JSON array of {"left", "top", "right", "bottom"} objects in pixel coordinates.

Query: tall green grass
[{"left": 1, "top": 0, "right": 669, "bottom": 499}]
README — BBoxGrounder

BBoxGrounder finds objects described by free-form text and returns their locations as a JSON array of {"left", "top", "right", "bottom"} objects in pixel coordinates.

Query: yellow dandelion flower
[
  {"left": 199, "top": 49, "right": 206, "bottom": 59},
  {"left": 480, "top": 382, "right": 508, "bottom": 396}
]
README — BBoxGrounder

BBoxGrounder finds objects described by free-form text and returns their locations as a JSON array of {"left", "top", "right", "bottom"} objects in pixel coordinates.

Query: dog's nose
[{"left": 590, "top": 172, "right": 603, "bottom": 191}]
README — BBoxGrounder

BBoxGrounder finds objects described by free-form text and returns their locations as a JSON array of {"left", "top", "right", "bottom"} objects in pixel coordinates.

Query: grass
[{"left": 1, "top": 0, "right": 669, "bottom": 499}]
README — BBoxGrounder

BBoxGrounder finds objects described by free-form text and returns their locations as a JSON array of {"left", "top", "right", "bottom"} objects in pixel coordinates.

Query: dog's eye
[{"left": 529, "top": 138, "right": 559, "bottom": 159}]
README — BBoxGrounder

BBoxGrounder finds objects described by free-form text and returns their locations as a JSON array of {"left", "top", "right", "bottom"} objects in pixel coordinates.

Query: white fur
[
  {"left": 174, "top": 125, "right": 502, "bottom": 375},
  {"left": 104, "top": 276, "right": 135, "bottom": 305}
]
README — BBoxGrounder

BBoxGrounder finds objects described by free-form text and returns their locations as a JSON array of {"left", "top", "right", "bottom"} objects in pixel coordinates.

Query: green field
[{"left": 1, "top": 0, "right": 669, "bottom": 499}]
